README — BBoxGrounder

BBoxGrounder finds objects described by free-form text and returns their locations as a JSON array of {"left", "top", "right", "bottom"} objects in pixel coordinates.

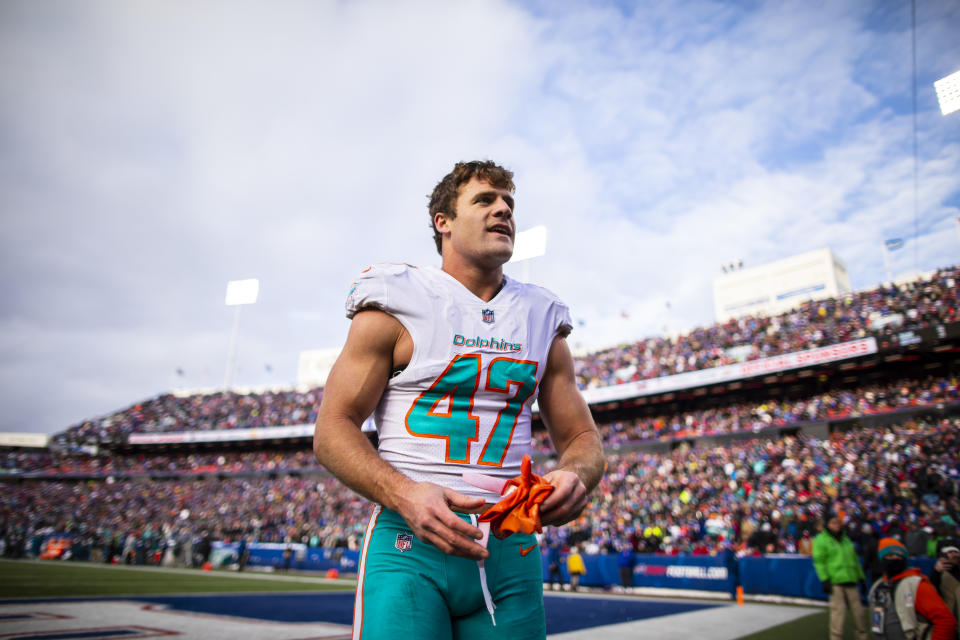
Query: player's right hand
[{"left": 395, "top": 482, "right": 489, "bottom": 561}]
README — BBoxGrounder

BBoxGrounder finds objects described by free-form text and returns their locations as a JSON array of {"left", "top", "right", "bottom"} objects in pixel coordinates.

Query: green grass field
[
  {"left": 740, "top": 609, "right": 870, "bottom": 640},
  {"left": 0, "top": 558, "right": 353, "bottom": 599},
  {"left": 1, "top": 559, "right": 852, "bottom": 639}
]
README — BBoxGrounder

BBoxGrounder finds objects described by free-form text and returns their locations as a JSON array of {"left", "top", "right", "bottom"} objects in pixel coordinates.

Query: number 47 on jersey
[{"left": 404, "top": 354, "right": 538, "bottom": 467}]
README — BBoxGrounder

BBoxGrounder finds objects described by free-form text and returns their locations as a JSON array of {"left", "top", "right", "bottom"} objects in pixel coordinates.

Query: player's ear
[{"left": 434, "top": 211, "right": 453, "bottom": 234}]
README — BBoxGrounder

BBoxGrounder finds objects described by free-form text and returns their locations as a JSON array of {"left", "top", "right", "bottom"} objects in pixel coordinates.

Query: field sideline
[
  {"left": 0, "top": 559, "right": 861, "bottom": 639},
  {"left": 0, "top": 558, "right": 353, "bottom": 598}
]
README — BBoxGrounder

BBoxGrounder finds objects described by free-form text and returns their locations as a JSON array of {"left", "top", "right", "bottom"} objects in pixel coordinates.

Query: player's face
[{"left": 437, "top": 177, "right": 515, "bottom": 268}]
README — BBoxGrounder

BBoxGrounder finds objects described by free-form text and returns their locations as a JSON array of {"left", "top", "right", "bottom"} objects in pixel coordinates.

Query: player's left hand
[{"left": 538, "top": 469, "right": 588, "bottom": 527}]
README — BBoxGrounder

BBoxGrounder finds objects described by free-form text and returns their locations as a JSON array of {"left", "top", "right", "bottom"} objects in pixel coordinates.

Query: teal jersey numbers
[
  {"left": 479, "top": 359, "right": 538, "bottom": 465},
  {"left": 404, "top": 355, "right": 481, "bottom": 463},
  {"left": 405, "top": 356, "right": 538, "bottom": 467}
]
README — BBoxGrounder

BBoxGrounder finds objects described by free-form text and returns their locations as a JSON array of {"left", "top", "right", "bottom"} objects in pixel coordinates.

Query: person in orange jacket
[{"left": 868, "top": 537, "right": 957, "bottom": 640}]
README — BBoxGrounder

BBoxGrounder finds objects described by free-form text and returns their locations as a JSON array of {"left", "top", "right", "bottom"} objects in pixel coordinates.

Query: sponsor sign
[
  {"left": 0, "top": 433, "right": 49, "bottom": 448},
  {"left": 581, "top": 337, "right": 879, "bottom": 405},
  {"left": 775, "top": 283, "right": 826, "bottom": 301},
  {"left": 128, "top": 424, "right": 313, "bottom": 445},
  {"left": 546, "top": 552, "right": 736, "bottom": 592},
  {"left": 634, "top": 564, "right": 729, "bottom": 580}
]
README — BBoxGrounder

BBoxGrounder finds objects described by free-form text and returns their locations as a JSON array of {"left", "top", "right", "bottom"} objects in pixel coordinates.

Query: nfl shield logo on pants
[
  {"left": 395, "top": 533, "right": 413, "bottom": 552},
  {"left": 482, "top": 309, "right": 495, "bottom": 324}
]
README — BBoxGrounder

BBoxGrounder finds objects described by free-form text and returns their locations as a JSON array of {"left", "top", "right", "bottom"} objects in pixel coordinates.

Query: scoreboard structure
[{"left": 712, "top": 247, "right": 851, "bottom": 323}]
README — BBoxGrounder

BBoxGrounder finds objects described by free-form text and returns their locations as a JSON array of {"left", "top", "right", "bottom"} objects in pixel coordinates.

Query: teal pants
[{"left": 352, "top": 505, "right": 546, "bottom": 640}]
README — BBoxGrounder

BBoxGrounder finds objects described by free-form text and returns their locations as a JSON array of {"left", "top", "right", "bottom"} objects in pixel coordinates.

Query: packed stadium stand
[
  {"left": 49, "top": 265, "right": 959, "bottom": 447},
  {"left": 2, "top": 266, "right": 958, "bottom": 590}
]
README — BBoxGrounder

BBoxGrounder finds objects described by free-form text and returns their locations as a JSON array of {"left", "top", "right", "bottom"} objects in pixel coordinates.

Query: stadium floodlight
[
  {"left": 225, "top": 278, "right": 260, "bottom": 306},
  {"left": 509, "top": 225, "right": 548, "bottom": 263},
  {"left": 224, "top": 278, "right": 260, "bottom": 390},
  {"left": 934, "top": 70, "right": 960, "bottom": 116},
  {"left": 508, "top": 225, "right": 547, "bottom": 282}
]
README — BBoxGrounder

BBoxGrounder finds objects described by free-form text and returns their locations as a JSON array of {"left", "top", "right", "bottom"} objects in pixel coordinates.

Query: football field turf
[
  {"left": 0, "top": 558, "right": 352, "bottom": 598},
  {"left": 0, "top": 559, "right": 843, "bottom": 639}
]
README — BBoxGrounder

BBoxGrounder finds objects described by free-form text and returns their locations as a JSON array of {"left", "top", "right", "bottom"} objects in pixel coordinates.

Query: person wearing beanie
[
  {"left": 813, "top": 515, "right": 869, "bottom": 640},
  {"left": 929, "top": 538, "right": 960, "bottom": 638},
  {"left": 868, "top": 537, "right": 957, "bottom": 640}
]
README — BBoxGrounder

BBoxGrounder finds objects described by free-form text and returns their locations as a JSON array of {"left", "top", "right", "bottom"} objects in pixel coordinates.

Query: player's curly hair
[{"left": 428, "top": 160, "right": 515, "bottom": 254}]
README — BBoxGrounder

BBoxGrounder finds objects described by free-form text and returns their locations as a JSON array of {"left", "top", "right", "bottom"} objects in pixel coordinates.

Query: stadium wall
[{"left": 44, "top": 533, "right": 936, "bottom": 602}]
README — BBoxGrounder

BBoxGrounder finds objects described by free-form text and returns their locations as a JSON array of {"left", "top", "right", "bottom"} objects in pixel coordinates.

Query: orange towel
[{"left": 478, "top": 455, "right": 555, "bottom": 539}]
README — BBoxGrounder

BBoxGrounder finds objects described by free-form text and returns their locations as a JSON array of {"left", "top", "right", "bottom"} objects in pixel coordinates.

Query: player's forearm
[
  {"left": 554, "top": 428, "right": 605, "bottom": 494},
  {"left": 313, "top": 413, "right": 414, "bottom": 511}
]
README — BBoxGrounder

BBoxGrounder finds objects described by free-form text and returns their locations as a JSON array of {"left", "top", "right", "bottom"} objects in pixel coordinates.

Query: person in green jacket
[{"left": 813, "top": 515, "right": 868, "bottom": 640}]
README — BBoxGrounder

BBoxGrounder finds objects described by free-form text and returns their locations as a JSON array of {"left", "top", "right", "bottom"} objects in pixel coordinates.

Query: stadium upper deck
[
  {"left": 50, "top": 265, "right": 959, "bottom": 448},
  {"left": 574, "top": 264, "right": 958, "bottom": 388}
]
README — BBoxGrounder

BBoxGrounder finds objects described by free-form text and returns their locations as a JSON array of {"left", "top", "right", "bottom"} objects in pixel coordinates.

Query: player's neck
[{"left": 440, "top": 258, "right": 505, "bottom": 302}]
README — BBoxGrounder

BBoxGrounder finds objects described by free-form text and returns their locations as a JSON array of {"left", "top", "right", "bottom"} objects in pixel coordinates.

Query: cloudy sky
[{"left": 1, "top": 0, "right": 959, "bottom": 436}]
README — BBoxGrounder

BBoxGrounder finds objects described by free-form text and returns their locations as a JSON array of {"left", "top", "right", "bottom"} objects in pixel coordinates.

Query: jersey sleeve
[
  {"left": 528, "top": 282, "right": 572, "bottom": 338},
  {"left": 344, "top": 263, "right": 417, "bottom": 319},
  {"left": 551, "top": 298, "right": 573, "bottom": 337},
  {"left": 521, "top": 283, "right": 573, "bottom": 341}
]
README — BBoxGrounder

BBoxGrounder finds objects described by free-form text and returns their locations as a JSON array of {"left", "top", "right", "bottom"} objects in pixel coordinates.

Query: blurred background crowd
[
  {"left": 3, "top": 415, "right": 957, "bottom": 571},
  {"left": 2, "top": 267, "right": 958, "bottom": 575}
]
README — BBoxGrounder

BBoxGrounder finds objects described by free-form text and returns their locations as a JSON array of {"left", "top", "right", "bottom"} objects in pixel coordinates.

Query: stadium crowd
[
  {"left": 6, "top": 373, "right": 956, "bottom": 476},
  {"left": 537, "top": 373, "right": 960, "bottom": 449},
  {"left": 574, "top": 265, "right": 959, "bottom": 388},
  {"left": 0, "top": 473, "right": 367, "bottom": 564},
  {"left": 567, "top": 416, "right": 960, "bottom": 564},
  {"left": 52, "top": 266, "right": 960, "bottom": 448},
  {"left": 0, "top": 376, "right": 960, "bottom": 475},
  {"left": 4, "top": 417, "right": 958, "bottom": 568},
  {"left": 5, "top": 265, "right": 958, "bottom": 585},
  {"left": 1, "top": 449, "right": 319, "bottom": 476},
  {"left": 55, "top": 387, "right": 324, "bottom": 449}
]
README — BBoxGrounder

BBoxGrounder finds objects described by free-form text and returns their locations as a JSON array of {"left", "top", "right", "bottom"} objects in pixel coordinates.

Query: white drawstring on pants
[{"left": 471, "top": 514, "right": 496, "bottom": 627}]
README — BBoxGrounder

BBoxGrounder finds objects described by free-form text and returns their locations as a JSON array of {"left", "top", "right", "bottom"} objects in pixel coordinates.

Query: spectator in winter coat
[
  {"left": 814, "top": 515, "right": 868, "bottom": 640},
  {"left": 869, "top": 538, "right": 956, "bottom": 640}
]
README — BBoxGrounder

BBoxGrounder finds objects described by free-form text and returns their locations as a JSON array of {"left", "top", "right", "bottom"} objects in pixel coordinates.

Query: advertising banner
[
  {"left": 739, "top": 555, "right": 936, "bottom": 600},
  {"left": 129, "top": 424, "right": 314, "bottom": 445},
  {"left": 545, "top": 552, "right": 737, "bottom": 594},
  {"left": 581, "top": 337, "right": 878, "bottom": 404},
  {"left": 212, "top": 541, "right": 359, "bottom": 573}
]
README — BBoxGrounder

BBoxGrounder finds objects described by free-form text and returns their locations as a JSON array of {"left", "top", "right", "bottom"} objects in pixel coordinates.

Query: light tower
[
  {"left": 935, "top": 69, "right": 960, "bottom": 253},
  {"left": 508, "top": 225, "right": 548, "bottom": 282},
  {"left": 223, "top": 278, "right": 259, "bottom": 390},
  {"left": 934, "top": 69, "right": 960, "bottom": 116}
]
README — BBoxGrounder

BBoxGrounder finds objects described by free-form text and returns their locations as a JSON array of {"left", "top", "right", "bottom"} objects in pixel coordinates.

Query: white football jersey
[{"left": 345, "top": 263, "right": 572, "bottom": 502}]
